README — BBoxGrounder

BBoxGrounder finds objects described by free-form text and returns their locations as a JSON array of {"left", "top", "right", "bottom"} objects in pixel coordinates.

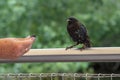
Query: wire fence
[{"left": 0, "top": 73, "right": 120, "bottom": 80}]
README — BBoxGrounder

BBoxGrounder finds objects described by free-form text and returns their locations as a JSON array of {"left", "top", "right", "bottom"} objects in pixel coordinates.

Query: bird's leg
[
  {"left": 79, "top": 44, "right": 86, "bottom": 51},
  {"left": 66, "top": 42, "right": 79, "bottom": 50}
]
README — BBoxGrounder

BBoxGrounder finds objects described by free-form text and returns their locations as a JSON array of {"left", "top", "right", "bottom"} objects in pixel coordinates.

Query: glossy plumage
[{"left": 66, "top": 17, "right": 91, "bottom": 50}]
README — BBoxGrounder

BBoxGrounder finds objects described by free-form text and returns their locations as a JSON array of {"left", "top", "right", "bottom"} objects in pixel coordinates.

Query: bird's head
[{"left": 67, "top": 17, "right": 78, "bottom": 24}]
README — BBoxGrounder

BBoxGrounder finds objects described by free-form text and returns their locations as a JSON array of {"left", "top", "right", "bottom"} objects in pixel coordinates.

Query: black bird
[{"left": 66, "top": 17, "right": 91, "bottom": 50}]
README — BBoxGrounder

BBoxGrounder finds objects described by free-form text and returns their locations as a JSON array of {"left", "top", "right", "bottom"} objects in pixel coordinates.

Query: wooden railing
[{"left": 0, "top": 47, "right": 120, "bottom": 63}]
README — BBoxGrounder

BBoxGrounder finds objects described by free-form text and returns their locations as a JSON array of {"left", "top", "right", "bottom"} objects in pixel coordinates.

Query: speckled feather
[{"left": 66, "top": 17, "right": 91, "bottom": 50}]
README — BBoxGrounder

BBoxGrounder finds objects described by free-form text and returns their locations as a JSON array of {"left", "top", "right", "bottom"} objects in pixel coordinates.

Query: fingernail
[{"left": 31, "top": 35, "right": 36, "bottom": 37}]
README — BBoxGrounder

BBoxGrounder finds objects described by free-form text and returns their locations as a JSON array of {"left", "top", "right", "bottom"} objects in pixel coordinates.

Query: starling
[{"left": 66, "top": 17, "right": 91, "bottom": 50}]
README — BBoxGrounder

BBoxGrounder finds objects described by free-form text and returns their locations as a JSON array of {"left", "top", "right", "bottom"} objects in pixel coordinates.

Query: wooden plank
[
  {"left": 25, "top": 47, "right": 120, "bottom": 55},
  {"left": 0, "top": 47, "right": 120, "bottom": 63}
]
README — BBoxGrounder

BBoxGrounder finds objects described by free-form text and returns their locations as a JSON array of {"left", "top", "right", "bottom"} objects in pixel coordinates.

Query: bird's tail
[{"left": 85, "top": 36, "right": 91, "bottom": 48}]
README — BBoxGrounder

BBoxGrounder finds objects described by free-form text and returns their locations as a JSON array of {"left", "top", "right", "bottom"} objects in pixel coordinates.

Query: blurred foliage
[
  {"left": 0, "top": 0, "right": 120, "bottom": 73},
  {"left": 0, "top": 62, "right": 92, "bottom": 73}
]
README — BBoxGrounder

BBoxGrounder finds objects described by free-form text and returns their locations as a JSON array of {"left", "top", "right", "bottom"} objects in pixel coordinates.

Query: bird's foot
[
  {"left": 79, "top": 48, "right": 84, "bottom": 51},
  {"left": 78, "top": 46, "right": 86, "bottom": 51},
  {"left": 65, "top": 46, "right": 73, "bottom": 50}
]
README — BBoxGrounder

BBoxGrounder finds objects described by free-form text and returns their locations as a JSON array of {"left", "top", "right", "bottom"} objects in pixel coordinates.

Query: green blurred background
[{"left": 0, "top": 0, "right": 120, "bottom": 73}]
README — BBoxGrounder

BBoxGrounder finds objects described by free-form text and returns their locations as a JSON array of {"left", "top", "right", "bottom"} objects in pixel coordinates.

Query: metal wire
[
  {"left": 111, "top": 73, "right": 113, "bottom": 80},
  {"left": 98, "top": 73, "right": 101, "bottom": 80},
  {"left": 0, "top": 73, "right": 120, "bottom": 80}
]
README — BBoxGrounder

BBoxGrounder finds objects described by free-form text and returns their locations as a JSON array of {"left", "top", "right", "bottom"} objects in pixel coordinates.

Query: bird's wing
[
  {"left": 76, "top": 24, "right": 87, "bottom": 41},
  {"left": 80, "top": 24, "right": 87, "bottom": 35},
  {"left": 67, "top": 25, "right": 79, "bottom": 42}
]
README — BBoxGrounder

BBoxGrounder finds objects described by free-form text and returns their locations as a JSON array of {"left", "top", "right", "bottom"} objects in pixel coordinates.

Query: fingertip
[{"left": 31, "top": 35, "right": 36, "bottom": 37}]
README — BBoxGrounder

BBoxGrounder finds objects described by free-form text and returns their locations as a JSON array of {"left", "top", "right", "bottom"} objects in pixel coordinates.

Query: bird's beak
[{"left": 67, "top": 19, "right": 70, "bottom": 22}]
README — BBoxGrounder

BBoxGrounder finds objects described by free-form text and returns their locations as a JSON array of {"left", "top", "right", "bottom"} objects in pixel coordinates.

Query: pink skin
[{"left": 0, "top": 36, "right": 36, "bottom": 59}]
